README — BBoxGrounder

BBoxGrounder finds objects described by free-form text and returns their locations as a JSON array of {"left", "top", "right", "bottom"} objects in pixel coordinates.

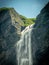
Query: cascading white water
[{"left": 16, "top": 24, "right": 34, "bottom": 65}]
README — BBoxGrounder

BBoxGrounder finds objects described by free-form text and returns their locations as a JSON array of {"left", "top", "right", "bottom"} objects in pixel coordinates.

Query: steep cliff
[
  {"left": 0, "top": 8, "right": 24, "bottom": 65},
  {"left": 31, "top": 2, "right": 49, "bottom": 65}
]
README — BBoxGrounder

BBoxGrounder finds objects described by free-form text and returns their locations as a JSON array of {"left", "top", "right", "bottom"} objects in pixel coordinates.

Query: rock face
[
  {"left": 0, "top": 8, "right": 23, "bottom": 65},
  {"left": 31, "top": 2, "right": 49, "bottom": 65}
]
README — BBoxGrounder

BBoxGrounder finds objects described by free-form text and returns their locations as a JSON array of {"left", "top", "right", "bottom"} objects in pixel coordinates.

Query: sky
[{"left": 0, "top": 0, "right": 49, "bottom": 18}]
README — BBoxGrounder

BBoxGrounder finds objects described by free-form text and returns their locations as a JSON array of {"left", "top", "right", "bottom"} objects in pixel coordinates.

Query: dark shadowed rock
[
  {"left": 0, "top": 8, "right": 23, "bottom": 65},
  {"left": 31, "top": 2, "right": 49, "bottom": 65}
]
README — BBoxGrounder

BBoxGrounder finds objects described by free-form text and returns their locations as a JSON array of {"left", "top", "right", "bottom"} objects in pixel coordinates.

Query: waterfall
[{"left": 16, "top": 24, "right": 34, "bottom": 65}]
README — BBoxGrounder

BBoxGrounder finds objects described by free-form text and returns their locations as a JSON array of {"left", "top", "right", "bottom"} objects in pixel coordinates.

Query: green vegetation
[
  {"left": 29, "top": 18, "right": 36, "bottom": 22},
  {"left": 0, "top": 7, "right": 13, "bottom": 11},
  {"left": 20, "top": 15, "right": 36, "bottom": 27}
]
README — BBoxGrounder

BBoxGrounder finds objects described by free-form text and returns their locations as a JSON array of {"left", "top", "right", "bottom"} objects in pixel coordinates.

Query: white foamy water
[{"left": 16, "top": 24, "right": 34, "bottom": 65}]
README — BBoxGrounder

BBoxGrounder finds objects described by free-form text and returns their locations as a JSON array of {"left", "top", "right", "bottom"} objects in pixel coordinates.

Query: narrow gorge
[{"left": 0, "top": 2, "right": 49, "bottom": 65}]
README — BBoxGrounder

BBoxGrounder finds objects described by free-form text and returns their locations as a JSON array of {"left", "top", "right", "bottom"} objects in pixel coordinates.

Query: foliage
[{"left": 20, "top": 15, "right": 36, "bottom": 26}]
